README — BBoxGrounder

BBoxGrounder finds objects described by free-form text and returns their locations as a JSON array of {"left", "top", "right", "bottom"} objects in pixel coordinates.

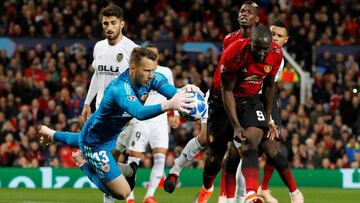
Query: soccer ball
[{"left": 179, "top": 91, "right": 207, "bottom": 121}]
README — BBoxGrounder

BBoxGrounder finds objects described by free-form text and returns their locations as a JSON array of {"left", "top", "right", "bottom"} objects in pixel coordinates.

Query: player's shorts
[
  {"left": 78, "top": 119, "right": 121, "bottom": 183},
  {"left": 207, "top": 92, "right": 268, "bottom": 149},
  {"left": 271, "top": 93, "right": 281, "bottom": 127},
  {"left": 80, "top": 144, "right": 121, "bottom": 183},
  {"left": 117, "top": 119, "right": 169, "bottom": 153}
]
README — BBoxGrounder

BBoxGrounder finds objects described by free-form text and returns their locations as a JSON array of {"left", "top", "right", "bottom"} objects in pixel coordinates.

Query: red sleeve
[
  {"left": 220, "top": 41, "right": 241, "bottom": 80},
  {"left": 268, "top": 48, "right": 283, "bottom": 77},
  {"left": 223, "top": 35, "right": 231, "bottom": 50}
]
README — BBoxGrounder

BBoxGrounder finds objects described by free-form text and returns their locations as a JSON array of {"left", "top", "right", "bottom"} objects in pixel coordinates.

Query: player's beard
[{"left": 106, "top": 30, "right": 120, "bottom": 43}]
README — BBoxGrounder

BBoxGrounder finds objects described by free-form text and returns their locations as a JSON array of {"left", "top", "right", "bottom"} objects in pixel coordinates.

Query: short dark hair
[
  {"left": 271, "top": 20, "right": 288, "bottom": 32},
  {"left": 243, "top": 1, "right": 259, "bottom": 14},
  {"left": 251, "top": 24, "right": 272, "bottom": 42},
  {"left": 146, "top": 43, "right": 157, "bottom": 49},
  {"left": 100, "top": 4, "right": 124, "bottom": 20},
  {"left": 130, "top": 48, "right": 157, "bottom": 66}
]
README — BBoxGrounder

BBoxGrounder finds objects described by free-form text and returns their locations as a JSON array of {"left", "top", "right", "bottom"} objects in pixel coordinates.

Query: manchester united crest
[
  {"left": 116, "top": 53, "right": 123, "bottom": 62},
  {"left": 264, "top": 65, "right": 273, "bottom": 73}
]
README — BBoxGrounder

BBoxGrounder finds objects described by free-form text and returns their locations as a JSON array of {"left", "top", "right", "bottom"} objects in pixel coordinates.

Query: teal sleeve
[
  {"left": 151, "top": 72, "right": 178, "bottom": 99},
  {"left": 115, "top": 83, "right": 164, "bottom": 120}
]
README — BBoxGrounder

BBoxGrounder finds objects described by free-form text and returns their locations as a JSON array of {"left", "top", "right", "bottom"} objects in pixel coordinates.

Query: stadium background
[{"left": 0, "top": 0, "right": 360, "bottom": 202}]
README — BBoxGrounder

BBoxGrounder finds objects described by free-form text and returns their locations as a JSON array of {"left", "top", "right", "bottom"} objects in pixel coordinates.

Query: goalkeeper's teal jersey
[{"left": 79, "top": 69, "right": 177, "bottom": 149}]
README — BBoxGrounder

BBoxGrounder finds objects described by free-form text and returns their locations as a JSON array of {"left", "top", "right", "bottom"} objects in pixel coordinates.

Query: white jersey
[
  {"left": 275, "top": 58, "right": 284, "bottom": 83},
  {"left": 85, "top": 36, "right": 139, "bottom": 108},
  {"left": 132, "top": 65, "right": 174, "bottom": 123}
]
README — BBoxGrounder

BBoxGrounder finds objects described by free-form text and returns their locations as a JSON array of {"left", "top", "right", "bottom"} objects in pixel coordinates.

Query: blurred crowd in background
[{"left": 0, "top": 0, "right": 360, "bottom": 170}]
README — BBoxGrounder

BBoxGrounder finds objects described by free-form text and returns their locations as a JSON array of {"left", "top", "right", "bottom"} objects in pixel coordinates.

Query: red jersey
[
  {"left": 211, "top": 38, "right": 282, "bottom": 100},
  {"left": 223, "top": 30, "right": 243, "bottom": 50}
]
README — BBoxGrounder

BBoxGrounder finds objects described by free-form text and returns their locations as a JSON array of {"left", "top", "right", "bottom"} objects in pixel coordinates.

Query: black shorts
[
  {"left": 207, "top": 93, "right": 268, "bottom": 150},
  {"left": 271, "top": 93, "right": 281, "bottom": 127},
  {"left": 271, "top": 93, "right": 283, "bottom": 142}
]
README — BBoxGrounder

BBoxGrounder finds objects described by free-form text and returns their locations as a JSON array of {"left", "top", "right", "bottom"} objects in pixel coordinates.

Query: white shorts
[{"left": 117, "top": 120, "right": 169, "bottom": 153}]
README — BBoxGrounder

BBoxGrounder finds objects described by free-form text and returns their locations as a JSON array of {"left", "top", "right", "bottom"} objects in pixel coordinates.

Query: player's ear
[
  {"left": 285, "top": 36, "right": 289, "bottom": 44},
  {"left": 255, "top": 16, "right": 260, "bottom": 24},
  {"left": 130, "top": 63, "right": 136, "bottom": 72},
  {"left": 120, "top": 20, "right": 125, "bottom": 28}
]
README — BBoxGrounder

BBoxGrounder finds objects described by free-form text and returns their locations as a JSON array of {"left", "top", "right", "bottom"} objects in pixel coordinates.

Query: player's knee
[
  {"left": 242, "top": 141, "right": 258, "bottom": 150},
  {"left": 112, "top": 186, "right": 131, "bottom": 200},
  {"left": 198, "top": 135, "right": 208, "bottom": 146},
  {"left": 227, "top": 142, "right": 240, "bottom": 158},
  {"left": 263, "top": 140, "right": 280, "bottom": 158},
  {"left": 264, "top": 147, "right": 278, "bottom": 159},
  {"left": 112, "top": 191, "right": 128, "bottom": 200}
]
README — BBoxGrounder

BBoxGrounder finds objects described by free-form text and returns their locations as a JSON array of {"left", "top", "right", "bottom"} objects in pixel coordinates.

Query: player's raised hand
[
  {"left": 267, "top": 119, "right": 278, "bottom": 140},
  {"left": 161, "top": 91, "right": 195, "bottom": 114},
  {"left": 80, "top": 104, "right": 92, "bottom": 124},
  {"left": 181, "top": 84, "right": 204, "bottom": 96}
]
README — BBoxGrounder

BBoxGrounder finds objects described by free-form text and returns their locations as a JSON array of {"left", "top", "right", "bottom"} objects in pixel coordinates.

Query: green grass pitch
[{"left": 0, "top": 187, "right": 358, "bottom": 203}]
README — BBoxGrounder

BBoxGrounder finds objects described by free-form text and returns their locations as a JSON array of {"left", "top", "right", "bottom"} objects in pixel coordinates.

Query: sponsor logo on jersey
[
  {"left": 244, "top": 75, "right": 265, "bottom": 84},
  {"left": 98, "top": 65, "right": 120, "bottom": 73},
  {"left": 117, "top": 53, "right": 123, "bottom": 62},
  {"left": 264, "top": 65, "right": 273, "bottom": 73},
  {"left": 101, "top": 163, "right": 110, "bottom": 172},
  {"left": 245, "top": 80, "right": 263, "bottom": 84},
  {"left": 140, "top": 93, "right": 149, "bottom": 102},
  {"left": 244, "top": 75, "right": 265, "bottom": 81}
]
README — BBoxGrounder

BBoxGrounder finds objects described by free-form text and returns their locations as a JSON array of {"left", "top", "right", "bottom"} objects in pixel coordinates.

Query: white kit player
[
  {"left": 79, "top": 4, "right": 138, "bottom": 203},
  {"left": 81, "top": 4, "right": 138, "bottom": 122},
  {"left": 116, "top": 44, "right": 176, "bottom": 203}
]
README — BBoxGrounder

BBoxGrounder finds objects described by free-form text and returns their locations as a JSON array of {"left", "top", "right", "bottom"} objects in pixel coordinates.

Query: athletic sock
[
  {"left": 241, "top": 149, "right": 259, "bottom": 193},
  {"left": 236, "top": 159, "right": 246, "bottom": 199},
  {"left": 169, "top": 137, "right": 203, "bottom": 175},
  {"left": 272, "top": 153, "right": 298, "bottom": 192},
  {"left": 224, "top": 171, "right": 236, "bottom": 198},
  {"left": 145, "top": 153, "right": 166, "bottom": 198},
  {"left": 261, "top": 161, "right": 275, "bottom": 190},
  {"left": 219, "top": 170, "right": 226, "bottom": 197}
]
